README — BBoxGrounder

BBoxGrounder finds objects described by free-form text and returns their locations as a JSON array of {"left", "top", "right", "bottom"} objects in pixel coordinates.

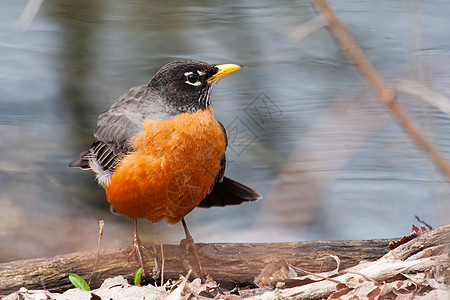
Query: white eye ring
[{"left": 184, "top": 71, "right": 201, "bottom": 86}]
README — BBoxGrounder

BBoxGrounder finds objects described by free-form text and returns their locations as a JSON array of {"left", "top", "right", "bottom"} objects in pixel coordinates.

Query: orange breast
[{"left": 104, "top": 107, "right": 226, "bottom": 224}]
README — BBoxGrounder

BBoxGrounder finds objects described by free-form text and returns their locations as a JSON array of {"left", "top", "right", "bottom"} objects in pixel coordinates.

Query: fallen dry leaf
[
  {"left": 389, "top": 224, "right": 428, "bottom": 250},
  {"left": 254, "top": 259, "right": 297, "bottom": 287}
]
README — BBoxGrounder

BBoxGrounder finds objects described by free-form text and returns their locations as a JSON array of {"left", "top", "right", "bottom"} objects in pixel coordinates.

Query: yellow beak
[{"left": 207, "top": 64, "right": 243, "bottom": 83}]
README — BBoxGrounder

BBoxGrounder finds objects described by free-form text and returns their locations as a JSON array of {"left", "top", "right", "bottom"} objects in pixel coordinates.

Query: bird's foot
[
  {"left": 180, "top": 219, "right": 204, "bottom": 280},
  {"left": 128, "top": 219, "right": 158, "bottom": 281},
  {"left": 128, "top": 235, "right": 156, "bottom": 277},
  {"left": 180, "top": 237, "right": 204, "bottom": 280}
]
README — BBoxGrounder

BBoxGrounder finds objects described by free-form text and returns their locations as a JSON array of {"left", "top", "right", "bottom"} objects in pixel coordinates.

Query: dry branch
[
  {"left": 312, "top": 0, "right": 450, "bottom": 179},
  {"left": 0, "top": 239, "right": 391, "bottom": 296},
  {"left": 277, "top": 223, "right": 450, "bottom": 299}
]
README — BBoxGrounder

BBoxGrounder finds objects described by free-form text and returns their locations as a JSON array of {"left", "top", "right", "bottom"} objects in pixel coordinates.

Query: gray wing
[
  {"left": 94, "top": 86, "right": 148, "bottom": 154},
  {"left": 69, "top": 85, "right": 173, "bottom": 171}
]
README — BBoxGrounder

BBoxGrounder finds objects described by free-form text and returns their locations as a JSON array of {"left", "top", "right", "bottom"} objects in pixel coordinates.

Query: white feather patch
[{"left": 89, "top": 158, "right": 112, "bottom": 187}]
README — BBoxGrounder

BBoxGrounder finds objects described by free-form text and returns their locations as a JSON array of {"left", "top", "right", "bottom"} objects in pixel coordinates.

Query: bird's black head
[{"left": 149, "top": 59, "right": 242, "bottom": 113}]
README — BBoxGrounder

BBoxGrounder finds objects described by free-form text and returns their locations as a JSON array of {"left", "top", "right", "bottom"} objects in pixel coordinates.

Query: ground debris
[
  {"left": 389, "top": 224, "right": 428, "bottom": 250},
  {"left": 4, "top": 276, "right": 167, "bottom": 300},
  {"left": 4, "top": 223, "right": 449, "bottom": 300},
  {"left": 273, "top": 225, "right": 450, "bottom": 300},
  {"left": 4, "top": 274, "right": 254, "bottom": 300}
]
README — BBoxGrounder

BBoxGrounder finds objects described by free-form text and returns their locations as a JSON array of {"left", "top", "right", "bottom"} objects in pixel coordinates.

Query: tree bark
[{"left": 0, "top": 238, "right": 391, "bottom": 295}]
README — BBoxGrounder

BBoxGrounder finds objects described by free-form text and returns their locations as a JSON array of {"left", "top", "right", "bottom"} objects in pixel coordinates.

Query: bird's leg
[
  {"left": 181, "top": 218, "right": 204, "bottom": 279},
  {"left": 128, "top": 219, "right": 155, "bottom": 277}
]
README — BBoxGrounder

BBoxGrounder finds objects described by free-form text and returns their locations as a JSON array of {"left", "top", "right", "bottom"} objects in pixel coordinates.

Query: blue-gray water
[{"left": 1, "top": 0, "right": 449, "bottom": 261}]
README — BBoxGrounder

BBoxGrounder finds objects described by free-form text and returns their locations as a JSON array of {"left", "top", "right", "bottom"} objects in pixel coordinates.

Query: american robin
[{"left": 69, "top": 59, "right": 262, "bottom": 277}]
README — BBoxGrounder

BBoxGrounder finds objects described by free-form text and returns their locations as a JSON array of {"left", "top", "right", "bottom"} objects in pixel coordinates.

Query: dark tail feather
[
  {"left": 198, "top": 177, "right": 262, "bottom": 208},
  {"left": 69, "top": 150, "right": 91, "bottom": 169}
]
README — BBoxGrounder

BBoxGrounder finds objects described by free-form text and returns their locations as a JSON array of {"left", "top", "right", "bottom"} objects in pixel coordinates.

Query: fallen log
[
  {"left": 276, "top": 223, "right": 450, "bottom": 299},
  {"left": 0, "top": 238, "right": 391, "bottom": 296}
]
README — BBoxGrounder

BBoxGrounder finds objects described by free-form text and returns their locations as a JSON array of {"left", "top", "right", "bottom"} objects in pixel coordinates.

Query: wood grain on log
[{"left": 0, "top": 239, "right": 391, "bottom": 295}]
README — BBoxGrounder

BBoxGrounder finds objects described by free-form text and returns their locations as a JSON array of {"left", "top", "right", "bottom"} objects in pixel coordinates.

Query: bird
[{"left": 69, "top": 59, "right": 262, "bottom": 278}]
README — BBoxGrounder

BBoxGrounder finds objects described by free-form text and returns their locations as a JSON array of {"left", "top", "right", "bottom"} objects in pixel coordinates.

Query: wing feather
[{"left": 70, "top": 85, "right": 166, "bottom": 172}]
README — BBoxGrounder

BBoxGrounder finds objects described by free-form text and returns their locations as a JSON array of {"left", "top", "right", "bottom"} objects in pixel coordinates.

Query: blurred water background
[{"left": 1, "top": 0, "right": 450, "bottom": 262}]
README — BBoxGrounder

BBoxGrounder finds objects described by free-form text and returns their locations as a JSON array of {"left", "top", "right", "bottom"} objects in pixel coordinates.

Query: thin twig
[
  {"left": 39, "top": 276, "right": 47, "bottom": 291},
  {"left": 288, "top": 264, "right": 342, "bottom": 284},
  {"left": 311, "top": 0, "right": 450, "bottom": 179},
  {"left": 415, "top": 215, "right": 433, "bottom": 230},
  {"left": 152, "top": 245, "right": 159, "bottom": 284},
  {"left": 39, "top": 276, "right": 52, "bottom": 300},
  {"left": 158, "top": 238, "right": 165, "bottom": 287},
  {"left": 89, "top": 220, "right": 104, "bottom": 286}
]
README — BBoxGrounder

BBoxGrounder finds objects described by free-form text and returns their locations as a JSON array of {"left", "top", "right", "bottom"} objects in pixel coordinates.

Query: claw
[
  {"left": 180, "top": 218, "right": 204, "bottom": 279},
  {"left": 128, "top": 219, "right": 156, "bottom": 277}
]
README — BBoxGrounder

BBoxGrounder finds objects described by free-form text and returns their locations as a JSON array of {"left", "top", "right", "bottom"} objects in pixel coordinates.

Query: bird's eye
[
  {"left": 184, "top": 72, "right": 202, "bottom": 86},
  {"left": 186, "top": 73, "right": 199, "bottom": 84}
]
